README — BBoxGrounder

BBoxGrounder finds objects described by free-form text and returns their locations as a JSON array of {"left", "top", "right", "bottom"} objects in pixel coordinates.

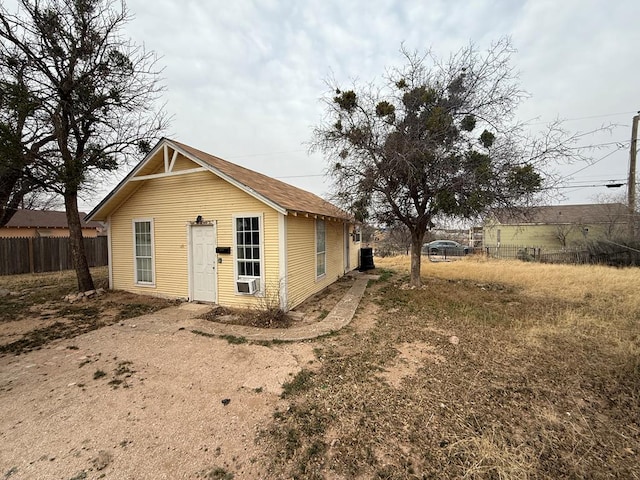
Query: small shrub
[
  {"left": 253, "top": 306, "right": 290, "bottom": 328},
  {"left": 516, "top": 249, "right": 535, "bottom": 262},
  {"left": 93, "top": 369, "right": 106, "bottom": 380},
  {"left": 253, "top": 278, "right": 292, "bottom": 328}
]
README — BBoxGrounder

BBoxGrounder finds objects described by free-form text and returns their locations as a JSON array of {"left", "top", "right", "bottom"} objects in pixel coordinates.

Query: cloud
[{"left": 58, "top": 0, "right": 639, "bottom": 207}]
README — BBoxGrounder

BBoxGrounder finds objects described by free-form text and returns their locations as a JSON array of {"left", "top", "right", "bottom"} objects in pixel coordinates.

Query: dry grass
[
  {"left": 385, "top": 254, "right": 640, "bottom": 310},
  {"left": 0, "top": 268, "right": 178, "bottom": 354},
  {"left": 264, "top": 255, "right": 640, "bottom": 479}
]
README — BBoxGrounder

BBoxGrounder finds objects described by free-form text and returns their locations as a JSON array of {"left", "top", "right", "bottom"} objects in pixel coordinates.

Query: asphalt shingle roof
[
  {"left": 4, "top": 209, "right": 100, "bottom": 229},
  {"left": 171, "top": 140, "right": 351, "bottom": 220}
]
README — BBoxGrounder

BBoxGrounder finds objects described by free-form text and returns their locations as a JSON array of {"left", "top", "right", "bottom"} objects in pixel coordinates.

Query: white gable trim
[
  {"left": 129, "top": 167, "right": 207, "bottom": 181},
  {"left": 87, "top": 138, "right": 288, "bottom": 221},
  {"left": 87, "top": 140, "right": 170, "bottom": 220},
  {"left": 164, "top": 140, "right": 287, "bottom": 215}
]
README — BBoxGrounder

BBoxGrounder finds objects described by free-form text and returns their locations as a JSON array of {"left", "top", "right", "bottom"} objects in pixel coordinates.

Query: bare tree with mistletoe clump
[{"left": 312, "top": 38, "right": 602, "bottom": 286}]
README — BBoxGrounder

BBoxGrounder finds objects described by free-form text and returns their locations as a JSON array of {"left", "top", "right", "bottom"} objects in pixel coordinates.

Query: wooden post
[
  {"left": 629, "top": 113, "right": 639, "bottom": 238},
  {"left": 28, "top": 237, "right": 34, "bottom": 273}
]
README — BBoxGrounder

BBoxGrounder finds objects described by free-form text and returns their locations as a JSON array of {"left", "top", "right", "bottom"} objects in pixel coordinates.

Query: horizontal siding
[
  {"left": 170, "top": 154, "right": 198, "bottom": 172},
  {"left": 110, "top": 156, "right": 280, "bottom": 307},
  {"left": 484, "top": 223, "right": 622, "bottom": 249},
  {"left": 286, "top": 215, "right": 347, "bottom": 309}
]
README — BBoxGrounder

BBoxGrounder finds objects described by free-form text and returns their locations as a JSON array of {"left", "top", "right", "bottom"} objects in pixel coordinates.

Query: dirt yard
[
  {"left": 0, "top": 268, "right": 355, "bottom": 479},
  {"left": 1, "top": 260, "right": 639, "bottom": 479}
]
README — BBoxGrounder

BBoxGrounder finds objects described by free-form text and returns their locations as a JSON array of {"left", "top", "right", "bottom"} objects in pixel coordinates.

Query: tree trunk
[
  {"left": 409, "top": 229, "right": 425, "bottom": 287},
  {"left": 0, "top": 169, "right": 25, "bottom": 227},
  {"left": 64, "top": 191, "right": 95, "bottom": 292}
]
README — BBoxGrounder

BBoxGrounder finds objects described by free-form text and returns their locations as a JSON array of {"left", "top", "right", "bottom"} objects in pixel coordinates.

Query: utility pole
[{"left": 629, "top": 113, "right": 638, "bottom": 238}]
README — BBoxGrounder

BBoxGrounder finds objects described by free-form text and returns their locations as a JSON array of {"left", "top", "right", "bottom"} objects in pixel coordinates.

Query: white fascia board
[
  {"left": 129, "top": 167, "right": 207, "bottom": 181},
  {"left": 164, "top": 140, "right": 288, "bottom": 216},
  {"left": 86, "top": 139, "right": 168, "bottom": 221}
]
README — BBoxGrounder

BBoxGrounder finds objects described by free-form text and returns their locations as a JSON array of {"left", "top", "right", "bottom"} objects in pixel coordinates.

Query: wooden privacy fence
[{"left": 0, "top": 236, "right": 108, "bottom": 275}]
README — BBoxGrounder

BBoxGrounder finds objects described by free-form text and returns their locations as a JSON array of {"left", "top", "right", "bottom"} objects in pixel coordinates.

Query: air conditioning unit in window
[{"left": 236, "top": 277, "right": 259, "bottom": 294}]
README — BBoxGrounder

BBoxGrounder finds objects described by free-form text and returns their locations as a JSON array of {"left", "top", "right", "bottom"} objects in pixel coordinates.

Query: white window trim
[
  {"left": 316, "top": 218, "right": 326, "bottom": 279},
  {"left": 132, "top": 218, "right": 155, "bottom": 287},
  {"left": 232, "top": 213, "right": 265, "bottom": 295},
  {"left": 354, "top": 225, "right": 362, "bottom": 243}
]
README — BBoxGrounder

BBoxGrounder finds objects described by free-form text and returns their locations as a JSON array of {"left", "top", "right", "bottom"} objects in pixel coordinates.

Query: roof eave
[
  {"left": 163, "top": 140, "right": 288, "bottom": 216},
  {"left": 86, "top": 138, "right": 170, "bottom": 221},
  {"left": 87, "top": 138, "right": 351, "bottom": 222}
]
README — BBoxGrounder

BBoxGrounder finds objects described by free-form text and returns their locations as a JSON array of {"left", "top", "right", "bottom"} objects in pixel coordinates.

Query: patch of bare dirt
[
  {"left": 0, "top": 304, "right": 318, "bottom": 480},
  {"left": 0, "top": 268, "right": 377, "bottom": 479},
  {"left": 350, "top": 301, "right": 380, "bottom": 333},
  {"left": 0, "top": 289, "right": 179, "bottom": 355},
  {"left": 379, "top": 341, "right": 447, "bottom": 388}
]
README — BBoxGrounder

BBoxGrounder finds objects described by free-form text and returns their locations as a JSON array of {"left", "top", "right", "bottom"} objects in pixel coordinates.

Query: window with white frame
[
  {"left": 354, "top": 226, "right": 361, "bottom": 243},
  {"left": 235, "top": 216, "right": 262, "bottom": 278},
  {"left": 316, "top": 219, "right": 326, "bottom": 277},
  {"left": 134, "top": 219, "right": 154, "bottom": 284}
]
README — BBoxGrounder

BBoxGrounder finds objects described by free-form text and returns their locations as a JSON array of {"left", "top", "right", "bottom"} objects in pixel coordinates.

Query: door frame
[
  {"left": 344, "top": 223, "right": 350, "bottom": 272},
  {"left": 188, "top": 222, "right": 218, "bottom": 303}
]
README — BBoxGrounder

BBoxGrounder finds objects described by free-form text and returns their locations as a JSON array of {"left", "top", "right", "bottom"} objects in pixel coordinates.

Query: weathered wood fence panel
[{"left": 0, "top": 236, "right": 108, "bottom": 275}]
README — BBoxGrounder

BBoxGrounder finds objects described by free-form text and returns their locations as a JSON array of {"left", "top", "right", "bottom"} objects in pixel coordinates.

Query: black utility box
[{"left": 359, "top": 247, "right": 375, "bottom": 271}]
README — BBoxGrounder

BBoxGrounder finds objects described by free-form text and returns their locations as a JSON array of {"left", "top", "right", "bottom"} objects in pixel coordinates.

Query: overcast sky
[{"left": 87, "top": 0, "right": 640, "bottom": 211}]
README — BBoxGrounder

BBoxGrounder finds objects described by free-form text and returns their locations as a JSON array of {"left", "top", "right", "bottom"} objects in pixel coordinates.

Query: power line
[
  {"left": 562, "top": 148, "right": 625, "bottom": 179},
  {"left": 276, "top": 174, "right": 325, "bottom": 179},
  {"left": 562, "top": 140, "right": 628, "bottom": 151},
  {"left": 564, "top": 178, "right": 626, "bottom": 185},
  {"left": 226, "top": 149, "right": 306, "bottom": 159},
  {"left": 528, "top": 111, "right": 638, "bottom": 126},
  {"left": 557, "top": 183, "right": 625, "bottom": 189}
]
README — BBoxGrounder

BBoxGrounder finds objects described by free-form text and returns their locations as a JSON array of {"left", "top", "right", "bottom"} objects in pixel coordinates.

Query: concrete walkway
[{"left": 186, "top": 273, "right": 379, "bottom": 341}]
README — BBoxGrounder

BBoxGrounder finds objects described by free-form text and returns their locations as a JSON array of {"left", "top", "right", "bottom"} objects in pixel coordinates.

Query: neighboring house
[
  {"left": 483, "top": 203, "right": 631, "bottom": 249},
  {"left": 87, "top": 138, "right": 360, "bottom": 310},
  {"left": 0, "top": 209, "right": 102, "bottom": 238}
]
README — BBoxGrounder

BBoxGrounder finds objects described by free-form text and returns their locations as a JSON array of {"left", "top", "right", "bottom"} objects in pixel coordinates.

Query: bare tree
[
  {"left": 554, "top": 223, "right": 574, "bottom": 247},
  {"left": 592, "top": 193, "right": 638, "bottom": 240},
  {"left": 313, "top": 39, "right": 604, "bottom": 286},
  {"left": 0, "top": 50, "right": 55, "bottom": 226},
  {"left": 377, "top": 222, "right": 413, "bottom": 256},
  {"left": 0, "top": 0, "right": 168, "bottom": 290}
]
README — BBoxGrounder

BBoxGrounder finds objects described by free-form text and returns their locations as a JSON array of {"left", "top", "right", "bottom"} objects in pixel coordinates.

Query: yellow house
[
  {"left": 483, "top": 203, "right": 630, "bottom": 249},
  {"left": 87, "top": 138, "right": 360, "bottom": 310}
]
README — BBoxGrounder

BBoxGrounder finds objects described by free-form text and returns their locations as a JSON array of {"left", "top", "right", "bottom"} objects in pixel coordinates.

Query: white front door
[{"left": 191, "top": 224, "right": 217, "bottom": 302}]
